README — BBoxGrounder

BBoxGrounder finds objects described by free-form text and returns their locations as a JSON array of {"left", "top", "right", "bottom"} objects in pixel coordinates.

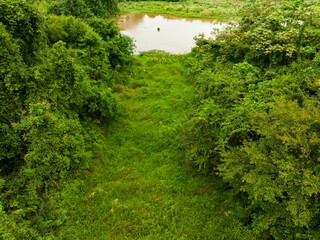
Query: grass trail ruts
[{"left": 56, "top": 52, "right": 252, "bottom": 239}]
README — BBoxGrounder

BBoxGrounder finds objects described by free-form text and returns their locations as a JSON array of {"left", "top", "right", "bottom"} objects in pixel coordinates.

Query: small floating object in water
[{"left": 157, "top": 27, "right": 160, "bottom": 32}]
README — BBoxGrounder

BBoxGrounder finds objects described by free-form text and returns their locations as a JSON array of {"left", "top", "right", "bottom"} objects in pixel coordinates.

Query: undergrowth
[{"left": 49, "top": 52, "right": 254, "bottom": 239}]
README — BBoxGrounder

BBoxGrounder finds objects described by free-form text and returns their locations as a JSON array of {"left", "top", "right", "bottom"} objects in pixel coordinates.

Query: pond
[{"left": 116, "top": 13, "right": 227, "bottom": 55}]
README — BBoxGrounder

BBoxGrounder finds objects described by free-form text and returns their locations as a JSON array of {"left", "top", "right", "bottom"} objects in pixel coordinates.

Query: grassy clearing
[
  {"left": 52, "top": 52, "right": 252, "bottom": 239},
  {"left": 119, "top": 0, "right": 247, "bottom": 21}
]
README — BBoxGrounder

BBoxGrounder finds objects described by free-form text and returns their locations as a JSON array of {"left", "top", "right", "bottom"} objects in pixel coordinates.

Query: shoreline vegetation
[{"left": 119, "top": 0, "right": 247, "bottom": 21}]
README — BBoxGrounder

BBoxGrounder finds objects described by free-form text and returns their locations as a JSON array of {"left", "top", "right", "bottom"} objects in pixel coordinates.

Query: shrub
[
  {"left": 183, "top": 1, "right": 320, "bottom": 238},
  {"left": 17, "top": 101, "right": 91, "bottom": 178},
  {"left": 194, "top": 0, "right": 320, "bottom": 67},
  {"left": 219, "top": 98, "right": 320, "bottom": 238},
  {"left": 48, "top": 0, "right": 119, "bottom": 18},
  {"left": 0, "top": 0, "right": 132, "bottom": 235},
  {"left": 0, "top": 22, "right": 25, "bottom": 173},
  {"left": 0, "top": 0, "right": 43, "bottom": 63},
  {"left": 86, "top": 17, "right": 134, "bottom": 68}
]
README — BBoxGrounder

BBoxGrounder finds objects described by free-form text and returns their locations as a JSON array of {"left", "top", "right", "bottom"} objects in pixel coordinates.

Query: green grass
[
  {"left": 119, "top": 0, "right": 247, "bottom": 21},
  {"left": 49, "top": 52, "right": 253, "bottom": 239}
]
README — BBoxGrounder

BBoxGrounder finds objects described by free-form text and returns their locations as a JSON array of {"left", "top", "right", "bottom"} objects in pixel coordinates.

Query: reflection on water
[{"left": 116, "top": 13, "right": 227, "bottom": 54}]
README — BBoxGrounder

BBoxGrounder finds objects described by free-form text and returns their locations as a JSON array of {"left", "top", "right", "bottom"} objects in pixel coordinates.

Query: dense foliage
[
  {"left": 119, "top": 0, "right": 180, "bottom": 3},
  {"left": 0, "top": 0, "right": 133, "bottom": 238},
  {"left": 2, "top": 0, "right": 320, "bottom": 238},
  {"left": 183, "top": 0, "right": 320, "bottom": 238},
  {"left": 48, "top": 0, "right": 119, "bottom": 18}
]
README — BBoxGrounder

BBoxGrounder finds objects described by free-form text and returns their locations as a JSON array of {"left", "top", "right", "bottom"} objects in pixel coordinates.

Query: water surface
[{"left": 116, "top": 13, "right": 227, "bottom": 54}]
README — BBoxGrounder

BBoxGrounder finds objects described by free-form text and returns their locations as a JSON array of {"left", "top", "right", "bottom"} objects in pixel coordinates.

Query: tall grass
[{"left": 49, "top": 52, "right": 254, "bottom": 239}]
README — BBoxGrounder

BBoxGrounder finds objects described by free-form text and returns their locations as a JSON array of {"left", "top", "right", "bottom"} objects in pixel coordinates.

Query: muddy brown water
[{"left": 116, "top": 13, "right": 227, "bottom": 54}]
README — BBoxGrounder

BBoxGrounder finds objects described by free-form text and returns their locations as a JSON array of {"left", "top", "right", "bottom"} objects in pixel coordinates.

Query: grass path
[{"left": 57, "top": 52, "right": 250, "bottom": 239}]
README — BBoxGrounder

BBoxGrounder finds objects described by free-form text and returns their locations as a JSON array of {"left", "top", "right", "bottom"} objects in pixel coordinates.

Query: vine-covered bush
[
  {"left": 87, "top": 17, "right": 134, "bottom": 68},
  {"left": 0, "top": 22, "right": 25, "bottom": 174},
  {"left": 0, "top": 0, "right": 43, "bottom": 63},
  {"left": 183, "top": 0, "right": 320, "bottom": 238},
  {"left": 219, "top": 98, "right": 320, "bottom": 238},
  {"left": 0, "top": 0, "right": 133, "bottom": 237},
  {"left": 48, "top": 0, "right": 119, "bottom": 18},
  {"left": 195, "top": 0, "right": 320, "bottom": 67},
  {"left": 18, "top": 101, "right": 91, "bottom": 177}
]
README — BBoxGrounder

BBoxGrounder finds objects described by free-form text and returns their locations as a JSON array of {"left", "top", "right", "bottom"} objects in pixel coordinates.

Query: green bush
[
  {"left": 0, "top": 202, "right": 39, "bottom": 240},
  {"left": 0, "top": 0, "right": 43, "bottom": 64},
  {"left": 86, "top": 0, "right": 119, "bottom": 17},
  {"left": 45, "top": 14, "right": 133, "bottom": 71},
  {"left": 219, "top": 98, "right": 320, "bottom": 238},
  {"left": 48, "top": 0, "right": 119, "bottom": 18},
  {"left": 34, "top": 31, "right": 120, "bottom": 119},
  {"left": 0, "top": 0, "right": 132, "bottom": 236},
  {"left": 0, "top": 22, "right": 25, "bottom": 173},
  {"left": 28, "top": 41, "right": 91, "bottom": 114},
  {"left": 17, "top": 101, "right": 91, "bottom": 178},
  {"left": 194, "top": 0, "right": 320, "bottom": 67},
  {"left": 182, "top": 62, "right": 253, "bottom": 172},
  {"left": 183, "top": 0, "right": 320, "bottom": 238},
  {"left": 87, "top": 18, "right": 134, "bottom": 68}
]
